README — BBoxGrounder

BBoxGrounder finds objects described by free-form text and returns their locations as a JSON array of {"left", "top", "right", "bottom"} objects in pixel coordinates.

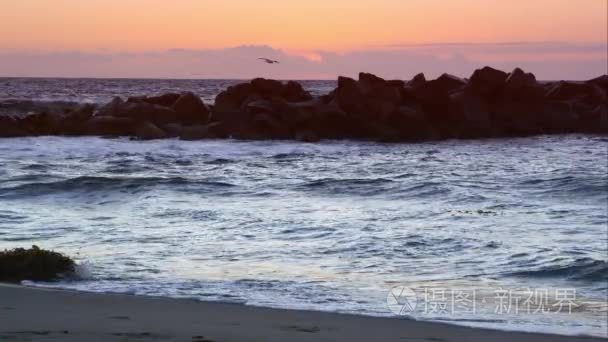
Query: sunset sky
[{"left": 1, "top": 0, "right": 606, "bottom": 79}]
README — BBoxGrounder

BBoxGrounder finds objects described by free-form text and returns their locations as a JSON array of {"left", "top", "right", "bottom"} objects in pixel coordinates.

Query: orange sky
[{"left": 1, "top": 0, "right": 606, "bottom": 52}]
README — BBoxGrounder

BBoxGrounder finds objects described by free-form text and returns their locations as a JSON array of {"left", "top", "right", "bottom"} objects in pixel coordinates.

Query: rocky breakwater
[{"left": 1, "top": 67, "right": 606, "bottom": 141}]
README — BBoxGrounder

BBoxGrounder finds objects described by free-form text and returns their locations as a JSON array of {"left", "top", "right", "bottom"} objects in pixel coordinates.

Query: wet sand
[{"left": 0, "top": 283, "right": 603, "bottom": 342}]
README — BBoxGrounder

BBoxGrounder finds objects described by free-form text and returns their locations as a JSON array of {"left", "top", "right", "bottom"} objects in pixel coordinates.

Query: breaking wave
[{"left": 508, "top": 258, "right": 608, "bottom": 282}]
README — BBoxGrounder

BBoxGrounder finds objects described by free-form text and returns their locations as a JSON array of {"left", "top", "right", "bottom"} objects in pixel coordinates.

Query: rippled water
[{"left": 0, "top": 135, "right": 606, "bottom": 336}]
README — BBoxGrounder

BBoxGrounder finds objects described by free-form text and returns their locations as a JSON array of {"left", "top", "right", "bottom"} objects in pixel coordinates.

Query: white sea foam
[
  {"left": 0, "top": 133, "right": 606, "bottom": 337},
  {"left": 74, "top": 260, "right": 94, "bottom": 280}
]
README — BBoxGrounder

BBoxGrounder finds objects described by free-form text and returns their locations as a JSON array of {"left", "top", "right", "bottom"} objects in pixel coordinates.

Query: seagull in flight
[{"left": 258, "top": 58, "right": 280, "bottom": 64}]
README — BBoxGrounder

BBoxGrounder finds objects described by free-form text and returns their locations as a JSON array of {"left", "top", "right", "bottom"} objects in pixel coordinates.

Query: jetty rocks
[{"left": 1, "top": 67, "right": 607, "bottom": 141}]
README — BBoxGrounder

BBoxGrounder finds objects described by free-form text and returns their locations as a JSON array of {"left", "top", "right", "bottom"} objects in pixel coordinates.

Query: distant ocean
[
  {"left": 0, "top": 78, "right": 606, "bottom": 337},
  {"left": 0, "top": 77, "right": 335, "bottom": 107}
]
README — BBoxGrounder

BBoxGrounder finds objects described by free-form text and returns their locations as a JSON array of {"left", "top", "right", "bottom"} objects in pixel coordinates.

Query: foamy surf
[{"left": 1, "top": 134, "right": 606, "bottom": 337}]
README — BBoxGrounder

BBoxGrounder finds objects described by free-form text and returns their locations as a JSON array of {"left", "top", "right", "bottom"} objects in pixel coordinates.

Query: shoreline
[{"left": 0, "top": 283, "right": 604, "bottom": 341}]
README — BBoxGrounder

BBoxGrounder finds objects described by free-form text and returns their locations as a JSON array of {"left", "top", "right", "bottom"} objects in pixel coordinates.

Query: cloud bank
[{"left": 0, "top": 42, "right": 606, "bottom": 80}]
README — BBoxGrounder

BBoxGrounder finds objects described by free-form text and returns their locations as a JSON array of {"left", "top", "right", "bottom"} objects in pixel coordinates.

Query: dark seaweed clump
[{"left": 0, "top": 245, "right": 75, "bottom": 282}]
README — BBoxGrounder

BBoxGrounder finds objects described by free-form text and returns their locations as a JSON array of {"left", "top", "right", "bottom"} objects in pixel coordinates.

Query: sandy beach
[
  {"left": 0, "top": 284, "right": 603, "bottom": 342},
  {"left": 2, "top": 1, "right": 606, "bottom": 341}
]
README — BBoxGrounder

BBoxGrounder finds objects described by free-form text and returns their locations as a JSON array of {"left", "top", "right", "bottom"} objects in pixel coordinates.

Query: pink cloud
[{"left": 0, "top": 42, "right": 605, "bottom": 80}]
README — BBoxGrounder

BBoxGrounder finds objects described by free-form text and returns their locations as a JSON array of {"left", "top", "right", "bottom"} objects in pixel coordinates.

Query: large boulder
[
  {"left": 238, "top": 93, "right": 264, "bottom": 111},
  {"left": 0, "top": 100, "right": 79, "bottom": 119},
  {"left": 129, "top": 102, "right": 176, "bottom": 124},
  {"left": 387, "top": 79, "right": 406, "bottom": 88},
  {"left": 133, "top": 121, "right": 168, "bottom": 140},
  {"left": 294, "top": 129, "right": 320, "bottom": 143},
  {"left": 587, "top": 75, "right": 608, "bottom": 95},
  {"left": 247, "top": 99, "right": 295, "bottom": 128},
  {"left": 588, "top": 83, "right": 608, "bottom": 104},
  {"left": 84, "top": 116, "right": 136, "bottom": 136},
  {"left": 490, "top": 100, "right": 544, "bottom": 136},
  {"left": 583, "top": 104, "right": 608, "bottom": 133},
  {"left": 505, "top": 68, "right": 536, "bottom": 88},
  {"left": 330, "top": 73, "right": 404, "bottom": 123},
  {"left": 414, "top": 73, "right": 467, "bottom": 103},
  {"left": 334, "top": 76, "right": 366, "bottom": 114},
  {"left": 251, "top": 113, "right": 291, "bottom": 139},
  {"left": 214, "top": 83, "right": 255, "bottom": 112},
  {"left": 281, "top": 99, "right": 352, "bottom": 141},
  {"left": 366, "top": 85, "right": 402, "bottom": 122},
  {"left": 433, "top": 73, "right": 467, "bottom": 92},
  {"left": 171, "top": 92, "right": 210, "bottom": 124},
  {"left": 368, "top": 122, "right": 403, "bottom": 142},
  {"left": 408, "top": 73, "right": 426, "bottom": 88},
  {"left": 503, "top": 68, "right": 539, "bottom": 99},
  {"left": 280, "top": 99, "right": 319, "bottom": 128},
  {"left": 179, "top": 124, "right": 212, "bottom": 140},
  {"left": 212, "top": 110, "right": 289, "bottom": 140},
  {"left": 208, "top": 110, "right": 251, "bottom": 137},
  {"left": 251, "top": 78, "right": 284, "bottom": 97},
  {"left": 129, "top": 93, "right": 181, "bottom": 107},
  {"left": 358, "top": 73, "right": 404, "bottom": 121},
  {"left": 244, "top": 99, "right": 280, "bottom": 115},
  {"left": 545, "top": 80, "right": 606, "bottom": 105},
  {"left": 386, "top": 104, "right": 436, "bottom": 140},
  {"left": 95, "top": 97, "right": 176, "bottom": 125},
  {"left": 160, "top": 123, "right": 184, "bottom": 137},
  {"left": 412, "top": 74, "right": 468, "bottom": 137},
  {"left": 282, "top": 81, "right": 313, "bottom": 102},
  {"left": 545, "top": 81, "right": 594, "bottom": 101},
  {"left": 400, "top": 73, "right": 427, "bottom": 104},
  {"left": 250, "top": 79, "right": 312, "bottom": 102},
  {"left": 500, "top": 68, "right": 546, "bottom": 104},
  {"left": 178, "top": 122, "right": 230, "bottom": 140},
  {"left": 58, "top": 104, "right": 96, "bottom": 135},
  {"left": 213, "top": 80, "right": 312, "bottom": 115},
  {"left": 448, "top": 91, "right": 493, "bottom": 138},
  {"left": 94, "top": 97, "right": 124, "bottom": 117},
  {"left": 469, "top": 66, "right": 508, "bottom": 96},
  {"left": 358, "top": 72, "right": 387, "bottom": 94},
  {"left": 2, "top": 103, "right": 95, "bottom": 137},
  {"left": 367, "top": 83, "right": 402, "bottom": 103},
  {"left": 544, "top": 101, "right": 581, "bottom": 133},
  {"left": 0, "top": 245, "right": 75, "bottom": 282},
  {"left": 289, "top": 100, "right": 348, "bottom": 139},
  {"left": 0, "top": 116, "right": 27, "bottom": 137},
  {"left": 17, "top": 112, "right": 63, "bottom": 135}
]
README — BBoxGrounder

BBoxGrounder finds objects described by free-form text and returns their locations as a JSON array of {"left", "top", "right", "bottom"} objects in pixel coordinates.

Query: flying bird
[{"left": 258, "top": 58, "right": 280, "bottom": 64}]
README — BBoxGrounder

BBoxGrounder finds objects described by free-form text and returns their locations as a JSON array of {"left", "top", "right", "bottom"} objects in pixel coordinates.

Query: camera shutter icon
[{"left": 387, "top": 286, "right": 418, "bottom": 315}]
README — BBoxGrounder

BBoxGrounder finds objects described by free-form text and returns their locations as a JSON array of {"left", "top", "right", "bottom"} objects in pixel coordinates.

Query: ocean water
[
  {"left": 0, "top": 79, "right": 607, "bottom": 337},
  {"left": 0, "top": 77, "right": 336, "bottom": 105}
]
